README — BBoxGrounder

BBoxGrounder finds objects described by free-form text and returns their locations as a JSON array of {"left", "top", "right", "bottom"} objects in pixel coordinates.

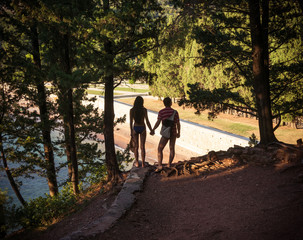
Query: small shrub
[
  {"left": 0, "top": 190, "right": 10, "bottom": 238},
  {"left": 116, "top": 147, "right": 133, "bottom": 171},
  {"left": 84, "top": 161, "right": 107, "bottom": 185},
  {"left": 248, "top": 133, "right": 258, "bottom": 147},
  {"left": 14, "top": 184, "right": 77, "bottom": 228}
]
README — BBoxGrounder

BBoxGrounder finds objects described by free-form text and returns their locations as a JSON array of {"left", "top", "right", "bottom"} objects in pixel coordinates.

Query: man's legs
[
  {"left": 168, "top": 136, "right": 177, "bottom": 167},
  {"left": 157, "top": 137, "right": 169, "bottom": 169}
]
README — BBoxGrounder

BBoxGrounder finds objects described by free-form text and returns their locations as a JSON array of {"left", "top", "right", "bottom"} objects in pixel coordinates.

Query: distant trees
[
  {"left": 145, "top": 0, "right": 303, "bottom": 145},
  {"left": 143, "top": 5, "right": 195, "bottom": 98}
]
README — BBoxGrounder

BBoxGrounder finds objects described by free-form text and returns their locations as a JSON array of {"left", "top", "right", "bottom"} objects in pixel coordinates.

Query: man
[{"left": 151, "top": 97, "right": 181, "bottom": 169}]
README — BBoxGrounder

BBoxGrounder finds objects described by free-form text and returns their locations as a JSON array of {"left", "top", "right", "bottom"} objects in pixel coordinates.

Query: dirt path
[
  {"left": 8, "top": 119, "right": 303, "bottom": 240},
  {"left": 96, "top": 164, "right": 303, "bottom": 240},
  {"left": 8, "top": 121, "right": 199, "bottom": 240}
]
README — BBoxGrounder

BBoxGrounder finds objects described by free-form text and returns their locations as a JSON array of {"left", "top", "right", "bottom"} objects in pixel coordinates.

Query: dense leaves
[
  {"left": 145, "top": 0, "right": 303, "bottom": 144},
  {"left": 0, "top": 0, "right": 164, "bottom": 233}
]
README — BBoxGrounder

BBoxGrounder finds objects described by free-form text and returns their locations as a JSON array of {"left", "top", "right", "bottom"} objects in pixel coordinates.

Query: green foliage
[
  {"left": 143, "top": 14, "right": 201, "bottom": 98},
  {"left": 0, "top": 190, "right": 9, "bottom": 236},
  {"left": 84, "top": 160, "right": 107, "bottom": 185},
  {"left": 1, "top": 109, "right": 50, "bottom": 182},
  {"left": 179, "top": 82, "right": 252, "bottom": 120},
  {"left": 0, "top": 0, "right": 164, "bottom": 224},
  {"left": 83, "top": 0, "right": 165, "bottom": 84},
  {"left": 248, "top": 133, "right": 258, "bottom": 147},
  {"left": 83, "top": 146, "right": 133, "bottom": 185},
  {"left": 145, "top": 1, "right": 303, "bottom": 137},
  {"left": 12, "top": 184, "right": 78, "bottom": 228},
  {"left": 3, "top": 146, "right": 133, "bottom": 230},
  {"left": 0, "top": 190, "right": 8, "bottom": 208},
  {"left": 173, "top": 1, "right": 303, "bottom": 137},
  {"left": 128, "top": 78, "right": 136, "bottom": 84},
  {"left": 116, "top": 147, "right": 134, "bottom": 172}
]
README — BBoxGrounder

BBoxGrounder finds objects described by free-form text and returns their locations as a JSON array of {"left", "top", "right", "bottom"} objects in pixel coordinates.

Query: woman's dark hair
[{"left": 133, "top": 96, "right": 144, "bottom": 123}]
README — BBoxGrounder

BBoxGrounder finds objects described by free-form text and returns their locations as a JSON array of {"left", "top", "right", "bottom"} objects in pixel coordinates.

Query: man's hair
[{"left": 163, "top": 97, "right": 172, "bottom": 107}]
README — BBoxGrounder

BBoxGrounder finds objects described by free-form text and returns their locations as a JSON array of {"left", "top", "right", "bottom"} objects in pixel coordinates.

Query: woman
[{"left": 130, "top": 96, "right": 153, "bottom": 167}]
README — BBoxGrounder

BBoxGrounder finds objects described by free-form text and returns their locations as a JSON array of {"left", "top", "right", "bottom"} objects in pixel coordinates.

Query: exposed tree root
[
  {"left": 102, "top": 171, "right": 129, "bottom": 193},
  {"left": 153, "top": 142, "right": 303, "bottom": 178}
]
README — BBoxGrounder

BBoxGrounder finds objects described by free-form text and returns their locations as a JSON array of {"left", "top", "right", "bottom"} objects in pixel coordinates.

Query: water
[
  {"left": 0, "top": 131, "right": 105, "bottom": 206},
  {"left": 0, "top": 140, "right": 132, "bottom": 207},
  {"left": 0, "top": 154, "right": 68, "bottom": 205}
]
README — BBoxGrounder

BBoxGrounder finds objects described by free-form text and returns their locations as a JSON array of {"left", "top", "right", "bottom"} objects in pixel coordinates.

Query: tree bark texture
[
  {"left": 61, "top": 32, "right": 79, "bottom": 194},
  {"left": 104, "top": 40, "right": 121, "bottom": 183},
  {"left": 31, "top": 24, "right": 58, "bottom": 196},
  {"left": 66, "top": 88, "right": 79, "bottom": 194},
  {"left": 64, "top": 127, "right": 73, "bottom": 181},
  {"left": 248, "top": 0, "right": 278, "bottom": 145},
  {"left": 103, "top": 0, "right": 121, "bottom": 183}
]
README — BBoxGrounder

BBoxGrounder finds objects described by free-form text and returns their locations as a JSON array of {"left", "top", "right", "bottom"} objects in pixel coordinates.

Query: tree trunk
[
  {"left": 31, "top": 24, "right": 58, "bottom": 196},
  {"left": 61, "top": 32, "right": 79, "bottom": 194},
  {"left": 103, "top": 0, "right": 121, "bottom": 183},
  {"left": 104, "top": 40, "right": 121, "bottom": 183},
  {"left": 64, "top": 127, "right": 73, "bottom": 181},
  {"left": 66, "top": 88, "right": 79, "bottom": 194},
  {"left": 248, "top": 0, "right": 278, "bottom": 145},
  {"left": 0, "top": 134, "right": 26, "bottom": 206},
  {"left": 298, "top": 0, "right": 303, "bottom": 13}
]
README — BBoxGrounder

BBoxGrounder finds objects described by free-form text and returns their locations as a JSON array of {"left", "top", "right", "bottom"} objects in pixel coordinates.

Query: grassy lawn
[
  {"left": 118, "top": 97, "right": 302, "bottom": 145},
  {"left": 86, "top": 89, "right": 104, "bottom": 95},
  {"left": 115, "top": 87, "right": 149, "bottom": 93},
  {"left": 87, "top": 87, "right": 148, "bottom": 95},
  {"left": 87, "top": 89, "right": 126, "bottom": 96}
]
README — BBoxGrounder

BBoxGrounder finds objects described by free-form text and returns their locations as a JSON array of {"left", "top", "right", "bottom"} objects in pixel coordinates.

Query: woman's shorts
[{"left": 134, "top": 126, "right": 146, "bottom": 134}]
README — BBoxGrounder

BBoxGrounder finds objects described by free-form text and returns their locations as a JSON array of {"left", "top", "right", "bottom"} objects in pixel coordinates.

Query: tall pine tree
[
  {"left": 84, "top": 0, "right": 165, "bottom": 184},
  {"left": 178, "top": 0, "right": 303, "bottom": 145}
]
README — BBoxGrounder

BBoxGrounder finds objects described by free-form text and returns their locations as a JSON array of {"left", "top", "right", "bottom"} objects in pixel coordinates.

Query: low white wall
[{"left": 88, "top": 95, "right": 249, "bottom": 155}]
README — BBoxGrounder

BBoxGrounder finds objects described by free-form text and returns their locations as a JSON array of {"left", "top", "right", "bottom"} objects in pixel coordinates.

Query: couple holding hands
[{"left": 129, "top": 96, "right": 181, "bottom": 169}]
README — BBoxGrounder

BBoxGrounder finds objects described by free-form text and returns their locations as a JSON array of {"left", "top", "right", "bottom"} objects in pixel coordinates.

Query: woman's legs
[
  {"left": 133, "top": 132, "right": 139, "bottom": 167},
  {"left": 133, "top": 129, "right": 147, "bottom": 167},
  {"left": 139, "top": 131, "right": 147, "bottom": 167}
]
